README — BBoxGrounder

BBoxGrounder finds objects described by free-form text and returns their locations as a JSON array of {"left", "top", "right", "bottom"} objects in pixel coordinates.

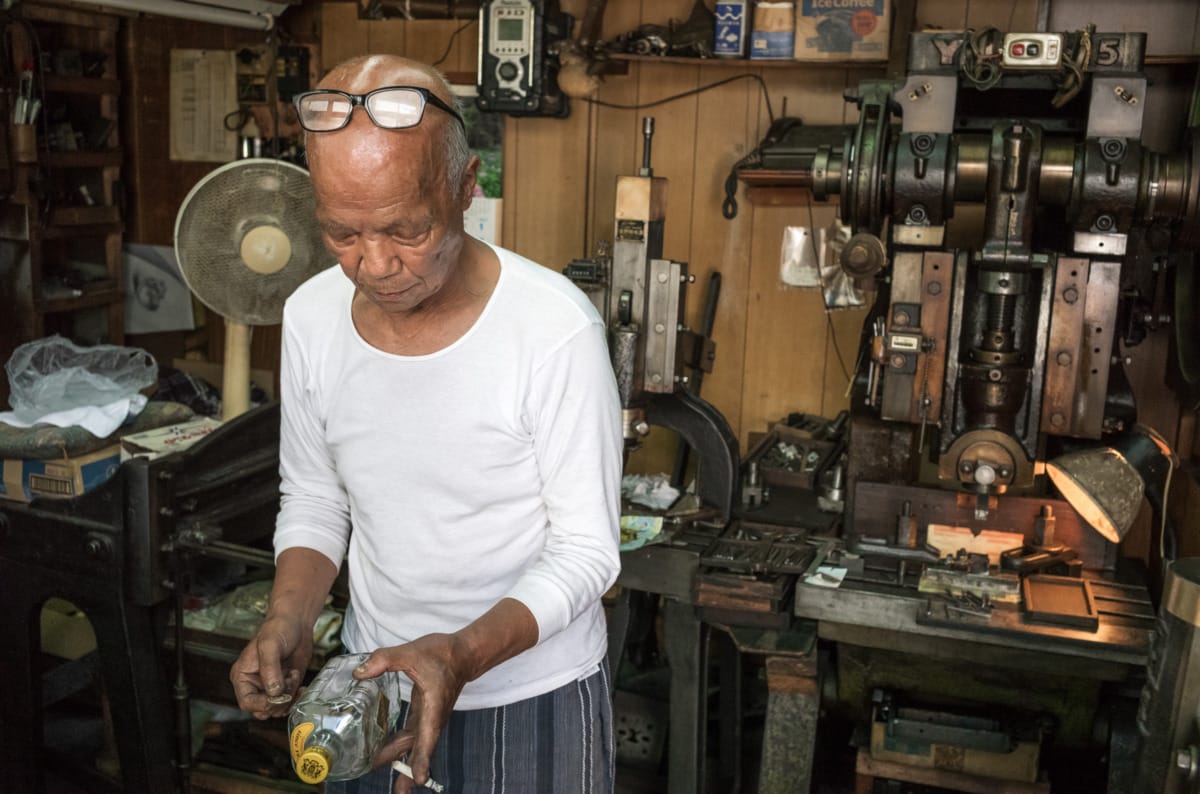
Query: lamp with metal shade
[{"left": 1045, "top": 425, "right": 1178, "bottom": 545}]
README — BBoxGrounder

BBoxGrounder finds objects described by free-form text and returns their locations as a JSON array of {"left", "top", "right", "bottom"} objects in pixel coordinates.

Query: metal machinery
[
  {"left": 1139, "top": 558, "right": 1200, "bottom": 793},
  {"left": 743, "top": 25, "right": 1200, "bottom": 791},
  {"left": 751, "top": 28, "right": 1198, "bottom": 554},
  {"left": 567, "top": 116, "right": 739, "bottom": 519},
  {"left": 0, "top": 405, "right": 282, "bottom": 792}
]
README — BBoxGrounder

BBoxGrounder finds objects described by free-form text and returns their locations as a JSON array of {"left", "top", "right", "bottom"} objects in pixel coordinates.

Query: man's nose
[{"left": 357, "top": 236, "right": 397, "bottom": 277}]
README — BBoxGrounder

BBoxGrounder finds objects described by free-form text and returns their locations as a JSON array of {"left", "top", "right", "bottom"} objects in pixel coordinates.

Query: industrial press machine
[
  {"left": 739, "top": 25, "right": 1200, "bottom": 791},
  {"left": 746, "top": 27, "right": 1197, "bottom": 563}
]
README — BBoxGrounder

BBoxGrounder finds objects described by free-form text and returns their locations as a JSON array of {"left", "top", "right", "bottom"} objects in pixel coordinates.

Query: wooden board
[{"left": 856, "top": 749, "right": 1050, "bottom": 794}]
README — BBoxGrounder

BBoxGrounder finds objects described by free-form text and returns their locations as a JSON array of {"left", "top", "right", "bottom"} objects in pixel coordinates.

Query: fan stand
[
  {"left": 222, "top": 321, "right": 253, "bottom": 420},
  {"left": 222, "top": 224, "right": 294, "bottom": 420}
]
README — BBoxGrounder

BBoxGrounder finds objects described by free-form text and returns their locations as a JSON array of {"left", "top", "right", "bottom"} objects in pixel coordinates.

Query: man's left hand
[{"left": 355, "top": 633, "right": 476, "bottom": 794}]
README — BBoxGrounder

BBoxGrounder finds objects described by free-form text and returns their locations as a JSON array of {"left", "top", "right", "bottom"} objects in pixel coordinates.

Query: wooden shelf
[
  {"left": 609, "top": 53, "right": 888, "bottom": 69},
  {"left": 8, "top": 1, "right": 125, "bottom": 349},
  {"left": 36, "top": 286, "right": 121, "bottom": 314},
  {"left": 46, "top": 149, "right": 122, "bottom": 168},
  {"left": 43, "top": 75, "right": 120, "bottom": 95},
  {"left": 612, "top": 51, "right": 1198, "bottom": 69},
  {"left": 21, "top": 2, "right": 119, "bottom": 31},
  {"left": 47, "top": 205, "right": 121, "bottom": 227},
  {"left": 39, "top": 221, "right": 122, "bottom": 239}
]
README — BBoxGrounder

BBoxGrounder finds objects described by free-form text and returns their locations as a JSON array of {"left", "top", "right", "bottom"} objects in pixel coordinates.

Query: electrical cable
[
  {"left": 590, "top": 72, "right": 776, "bottom": 221},
  {"left": 584, "top": 72, "right": 775, "bottom": 125},
  {"left": 805, "top": 196, "right": 853, "bottom": 387},
  {"left": 432, "top": 19, "right": 476, "bottom": 68},
  {"left": 722, "top": 147, "right": 762, "bottom": 220},
  {"left": 224, "top": 107, "right": 253, "bottom": 132},
  {"left": 958, "top": 27, "right": 1003, "bottom": 91},
  {"left": 1159, "top": 447, "right": 1178, "bottom": 570},
  {"left": 1051, "top": 26, "right": 1092, "bottom": 109}
]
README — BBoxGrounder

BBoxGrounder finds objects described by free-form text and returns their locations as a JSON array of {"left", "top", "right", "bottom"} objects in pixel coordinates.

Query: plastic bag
[
  {"left": 6, "top": 335, "right": 158, "bottom": 420},
  {"left": 779, "top": 219, "right": 865, "bottom": 308}
]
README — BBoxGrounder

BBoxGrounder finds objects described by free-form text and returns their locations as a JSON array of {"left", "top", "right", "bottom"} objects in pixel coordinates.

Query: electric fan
[{"left": 174, "top": 158, "right": 325, "bottom": 419}]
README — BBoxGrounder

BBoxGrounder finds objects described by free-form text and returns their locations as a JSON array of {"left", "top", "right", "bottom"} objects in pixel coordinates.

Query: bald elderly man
[{"left": 229, "top": 55, "right": 623, "bottom": 793}]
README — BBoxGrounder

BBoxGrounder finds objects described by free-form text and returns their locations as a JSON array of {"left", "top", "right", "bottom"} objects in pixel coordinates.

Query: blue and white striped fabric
[{"left": 326, "top": 663, "right": 614, "bottom": 793}]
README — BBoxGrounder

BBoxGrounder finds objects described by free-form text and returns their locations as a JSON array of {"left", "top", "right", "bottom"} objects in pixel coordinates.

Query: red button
[{"left": 1011, "top": 43, "right": 1025, "bottom": 57}]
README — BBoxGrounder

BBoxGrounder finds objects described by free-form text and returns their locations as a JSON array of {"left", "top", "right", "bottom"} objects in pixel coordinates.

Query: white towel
[{"left": 0, "top": 394, "right": 147, "bottom": 438}]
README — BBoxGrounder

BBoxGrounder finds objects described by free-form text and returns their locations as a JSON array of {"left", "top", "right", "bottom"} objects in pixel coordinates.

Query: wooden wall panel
[
  {"left": 320, "top": 3, "right": 371, "bottom": 68},
  {"left": 740, "top": 203, "right": 833, "bottom": 430},
  {"left": 404, "top": 19, "right": 463, "bottom": 65},
  {"left": 366, "top": 18, "right": 406, "bottom": 55},
  {"left": 965, "top": 0, "right": 1039, "bottom": 31},
  {"left": 505, "top": 113, "right": 591, "bottom": 264},
  {"left": 685, "top": 71, "right": 756, "bottom": 441},
  {"left": 913, "top": 0, "right": 969, "bottom": 29}
]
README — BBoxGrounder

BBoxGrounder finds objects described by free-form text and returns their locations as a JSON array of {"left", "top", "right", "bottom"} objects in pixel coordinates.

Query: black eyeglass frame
[{"left": 293, "top": 85, "right": 466, "bottom": 133}]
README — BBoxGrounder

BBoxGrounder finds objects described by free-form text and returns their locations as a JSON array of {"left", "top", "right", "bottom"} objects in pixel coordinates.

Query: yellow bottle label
[{"left": 290, "top": 721, "right": 315, "bottom": 763}]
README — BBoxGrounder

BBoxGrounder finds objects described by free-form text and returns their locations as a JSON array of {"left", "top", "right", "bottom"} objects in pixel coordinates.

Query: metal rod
[{"left": 640, "top": 117, "right": 655, "bottom": 177}]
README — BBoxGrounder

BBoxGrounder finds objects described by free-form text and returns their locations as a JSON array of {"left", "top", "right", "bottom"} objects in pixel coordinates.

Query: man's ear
[{"left": 459, "top": 154, "right": 481, "bottom": 211}]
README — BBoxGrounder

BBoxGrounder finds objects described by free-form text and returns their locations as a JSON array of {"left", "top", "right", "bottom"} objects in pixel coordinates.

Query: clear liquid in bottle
[{"left": 288, "top": 652, "right": 390, "bottom": 784}]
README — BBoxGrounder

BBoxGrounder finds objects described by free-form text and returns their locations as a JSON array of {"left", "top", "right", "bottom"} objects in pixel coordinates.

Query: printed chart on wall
[
  {"left": 453, "top": 84, "right": 503, "bottom": 245},
  {"left": 169, "top": 49, "right": 238, "bottom": 162}
]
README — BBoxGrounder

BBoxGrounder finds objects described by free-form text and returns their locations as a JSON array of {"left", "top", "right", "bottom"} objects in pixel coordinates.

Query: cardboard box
[
  {"left": 795, "top": 0, "right": 890, "bottom": 61},
  {"left": 0, "top": 445, "right": 121, "bottom": 503},
  {"left": 714, "top": 1, "right": 750, "bottom": 58},
  {"left": 120, "top": 417, "right": 223, "bottom": 462},
  {"left": 750, "top": 2, "right": 795, "bottom": 60}
]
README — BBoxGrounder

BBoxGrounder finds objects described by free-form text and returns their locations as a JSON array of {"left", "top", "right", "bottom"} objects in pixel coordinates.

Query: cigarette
[{"left": 392, "top": 760, "right": 445, "bottom": 792}]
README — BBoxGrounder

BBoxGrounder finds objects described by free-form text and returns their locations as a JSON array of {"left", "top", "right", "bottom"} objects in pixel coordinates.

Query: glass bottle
[{"left": 288, "top": 652, "right": 390, "bottom": 784}]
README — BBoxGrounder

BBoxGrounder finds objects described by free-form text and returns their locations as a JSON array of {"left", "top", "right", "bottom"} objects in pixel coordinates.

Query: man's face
[{"left": 310, "top": 118, "right": 473, "bottom": 314}]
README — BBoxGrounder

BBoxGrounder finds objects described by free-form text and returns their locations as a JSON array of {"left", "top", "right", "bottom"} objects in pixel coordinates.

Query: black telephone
[
  {"left": 722, "top": 116, "right": 803, "bottom": 220},
  {"left": 761, "top": 116, "right": 803, "bottom": 148}
]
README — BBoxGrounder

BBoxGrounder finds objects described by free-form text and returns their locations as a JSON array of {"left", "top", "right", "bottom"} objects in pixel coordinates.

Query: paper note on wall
[
  {"left": 464, "top": 197, "right": 502, "bottom": 245},
  {"left": 170, "top": 49, "right": 237, "bottom": 162}
]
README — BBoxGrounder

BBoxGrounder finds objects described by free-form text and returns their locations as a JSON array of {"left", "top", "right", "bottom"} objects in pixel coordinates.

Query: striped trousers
[{"left": 325, "top": 662, "right": 614, "bottom": 794}]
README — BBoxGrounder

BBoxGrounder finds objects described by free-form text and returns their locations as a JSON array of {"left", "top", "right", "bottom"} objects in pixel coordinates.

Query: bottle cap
[{"left": 296, "top": 745, "right": 332, "bottom": 784}]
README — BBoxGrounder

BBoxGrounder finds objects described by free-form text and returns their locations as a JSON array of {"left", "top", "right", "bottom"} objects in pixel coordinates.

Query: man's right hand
[{"left": 230, "top": 614, "right": 313, "bottom": 719}]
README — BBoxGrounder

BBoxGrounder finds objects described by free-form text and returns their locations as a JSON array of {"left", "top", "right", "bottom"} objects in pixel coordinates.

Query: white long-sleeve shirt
[{"left": 274, "top": 244, "right": 623, "bottom": 709}]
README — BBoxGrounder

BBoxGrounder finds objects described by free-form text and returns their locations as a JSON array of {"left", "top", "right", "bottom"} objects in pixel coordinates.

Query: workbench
[
  {"left": 613, "top": 519, "right": 824, "bottom": 794},
  {"left": 613, "top": 517, "right": 1154, "bottom": 793},
  {"left": 794, "top": 571, "right": 1155, "bottom": 791}
]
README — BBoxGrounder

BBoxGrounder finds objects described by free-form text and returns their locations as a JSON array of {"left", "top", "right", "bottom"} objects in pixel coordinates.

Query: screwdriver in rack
[{"left": 12, "top": 64, "right": 33, "bottom": 125}]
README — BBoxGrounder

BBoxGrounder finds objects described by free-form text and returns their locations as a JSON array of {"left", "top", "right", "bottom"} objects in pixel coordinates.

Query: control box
[{"left": 1002, "top": 33, "right": 1064, "bottom": 69}]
